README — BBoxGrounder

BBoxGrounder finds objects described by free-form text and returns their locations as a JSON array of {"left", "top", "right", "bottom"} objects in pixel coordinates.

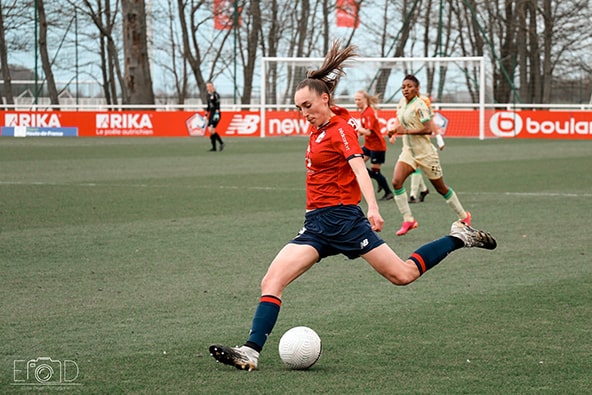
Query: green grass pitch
[{"left": 1, "top": 137, "right": 591, "bottom": 394}]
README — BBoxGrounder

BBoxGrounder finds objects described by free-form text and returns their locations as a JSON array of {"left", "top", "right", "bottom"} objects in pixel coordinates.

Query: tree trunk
[
  {"left": 541, "top": 0, "right": 553, "bottom": 103},
  {"left": 375, "top": 0, "right": 417, "bottom": 101},
  {"left": 517, "top": 0, "right": 529, "bottom": 102},
  {"left": 177, "top": 0, "right": 207, "bottom": 104},
  {"left": 81, "top": 0, "right": 121, "bottom": 107},
  {"left": 164, "top": 0, "right": 187, "bottom": 104},
  {"left": 264, "top": 0, "right": 279, "bottom": 106},
  {"left": 241, "top": 0, "right": 261, "bottom": 105},
  {"left": 37, "top": 0, "right": 60, "bottom": 108},
  {"left": 0, "top": 0, "right": 14, "bottom": 106},
  {"left": 121, "top": 0, "right": 154, "bottom": 105},
  {"left": 528, "top": 0, "right": 542, "bottom": 103},
  {"left": 495, "top": 0, "right": 519, "bottom": 103}
]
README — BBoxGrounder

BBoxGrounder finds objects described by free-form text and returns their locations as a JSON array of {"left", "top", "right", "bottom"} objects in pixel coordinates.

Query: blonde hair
[
  {"left": 356, "top": 90, "right": 380, "bottom": 109},
  {"left": 295, "top": 40, "right": 358, "bottom": 105}
]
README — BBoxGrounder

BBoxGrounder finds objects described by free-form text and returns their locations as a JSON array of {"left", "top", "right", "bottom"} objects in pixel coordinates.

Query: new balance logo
[
  {"left": 227, "top": 114, "right": 259, "bottom": 135},
  {"left": 360, "top": 239, "right": 369, "bottom": 249}
]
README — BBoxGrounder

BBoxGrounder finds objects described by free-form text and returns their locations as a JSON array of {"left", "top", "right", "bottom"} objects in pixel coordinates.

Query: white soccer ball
[{"left": 278, "top": 326, "right": 322, "bottom": 370}]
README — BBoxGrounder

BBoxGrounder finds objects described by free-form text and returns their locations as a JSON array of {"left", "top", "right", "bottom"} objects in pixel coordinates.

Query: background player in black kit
[{"left": 206, "top": 81, "right": 225, "bottom": 151}]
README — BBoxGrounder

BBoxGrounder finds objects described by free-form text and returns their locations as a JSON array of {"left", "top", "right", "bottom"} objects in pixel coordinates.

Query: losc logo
[
  {"left": 490, "top": 111, "right": 523, "bottom": 137},
  {"left": 5, "top": 113, "right": 62, "bottom": 128}
]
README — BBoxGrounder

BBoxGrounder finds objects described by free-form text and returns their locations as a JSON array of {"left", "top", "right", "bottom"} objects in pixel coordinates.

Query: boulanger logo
[
  {"left": 13, "top": 357, "right": 80, "bottom": 386},
  {"left": 490, "top": 111, "right": 523, "bottom": 137},
  {"left": 490, "top": 111, "right": 592, "bottom": 137}
]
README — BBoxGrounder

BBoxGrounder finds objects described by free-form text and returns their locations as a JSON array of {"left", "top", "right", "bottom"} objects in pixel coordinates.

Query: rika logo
[
  {"left": 96, "top": 113, "right": 153, "bottom": 129},
  {"left": 490, "top": 111, "right": 523, "bottom": 137},
  {"left": 226, "top": 114, "right": 259, "bottom": 135},
  {"left": 5, "top": 113, "right": 62, "bottom": 128}
]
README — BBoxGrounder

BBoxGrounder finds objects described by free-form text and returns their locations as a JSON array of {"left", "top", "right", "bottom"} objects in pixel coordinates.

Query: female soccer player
[
  {"left": 388, "top": 74, "right": 471, "bottom": 236},
  {"left": 354, "top": 90, "right": 393, "bottom": 201},
  {"left": 209, "top": 42, "right": 496, "bottom": 371},
  {"left": 205, "top": 81, "right": 225, "bottom": 152}
]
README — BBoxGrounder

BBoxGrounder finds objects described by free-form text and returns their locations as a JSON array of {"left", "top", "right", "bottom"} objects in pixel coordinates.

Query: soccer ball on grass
[{"left": 278, "top": 326, "right": 322, "bottom": 370}]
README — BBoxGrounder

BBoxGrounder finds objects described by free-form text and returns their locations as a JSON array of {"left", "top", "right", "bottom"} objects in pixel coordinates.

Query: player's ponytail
[{"left": 296, "top": 40, "right": 358, "bottom": 105}]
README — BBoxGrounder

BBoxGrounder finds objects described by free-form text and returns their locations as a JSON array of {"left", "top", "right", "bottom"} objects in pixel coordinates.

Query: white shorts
[{"left": 397, "top": 146, "right": 443, "bottom": 179}]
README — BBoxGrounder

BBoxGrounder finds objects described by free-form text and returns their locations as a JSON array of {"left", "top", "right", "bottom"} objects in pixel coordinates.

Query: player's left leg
[
  {"left": 363, "top": 221, "right": 496, "bottom": 283},
  {"left": 392, "top": 160, "right": 417, "bottom": 236},
  {"left": 419, "top": 153, "right": 471, "bottom": 225}
]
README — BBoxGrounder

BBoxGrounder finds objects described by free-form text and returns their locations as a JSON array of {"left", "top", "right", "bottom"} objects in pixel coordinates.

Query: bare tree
[
  {"left": 37, "top": 0, "right": 60, "bottom": 107},
  {"left": 121, "top": 0, "right": 154, "bottom": 104},
  {"left": 239, "top": 0, "right": 261, "bottom": 105},
  {"left": 177, "top": 0, "right": 207, "bottom": 103},
  {"left": 0, "top": 0, "right": 14, "bottom": 106},
  {"left": 75, "top": 0, "right": 126, "bottom": 107},
  {"left": 177, "top": 0, "right": 236, "bottom": 104},
  {"left": 259, "top": 0, "right": 280, "bottom": 105},
  {"left": 151, "top": 0, "right": 189, "bottom": 104},
  {"left": 373, "top": 0, "right": 420, "bottom": 103}
]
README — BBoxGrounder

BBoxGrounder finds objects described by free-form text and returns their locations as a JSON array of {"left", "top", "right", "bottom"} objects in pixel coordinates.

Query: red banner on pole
[
  {"left": 214, "top": 0, "right": 240, "bottom": 30},
  {"left": 336, "top": 0, "right": 360, "bottom": 28}
]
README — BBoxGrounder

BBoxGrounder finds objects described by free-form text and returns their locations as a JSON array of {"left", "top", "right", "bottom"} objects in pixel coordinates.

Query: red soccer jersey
[
  {"left": 305, "top": 107, "right": 364, "bottom": 210},
  {"left": 360, "top": 106, "right": 386, "bottom": 151}
]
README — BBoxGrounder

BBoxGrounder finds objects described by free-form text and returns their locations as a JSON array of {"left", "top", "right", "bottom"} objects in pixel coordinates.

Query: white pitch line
[
  {"left": 463, "top": 191, "right": 592, "bottom": 198},
  {"left": 0, "top": 180, "right": 303, "bottom": 191},
  {"left": 1, "top": 181, "right": 591, "bottom": 197}
]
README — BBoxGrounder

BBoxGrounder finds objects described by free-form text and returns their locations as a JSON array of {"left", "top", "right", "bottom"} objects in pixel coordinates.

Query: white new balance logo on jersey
[{"left": 227, "top": 114, "right": 259, "bottom": 135}]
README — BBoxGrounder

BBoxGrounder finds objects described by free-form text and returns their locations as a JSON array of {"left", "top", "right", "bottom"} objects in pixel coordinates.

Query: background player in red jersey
[
  {"left": 354, "top": 90, "right": 394, "bottom": 201},
  {"left": 209, "top": 41, "right": 497, "bottom": 371}
]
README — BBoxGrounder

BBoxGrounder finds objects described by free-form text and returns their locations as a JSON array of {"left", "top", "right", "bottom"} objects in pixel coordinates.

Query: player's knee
[
  {"left": 392, "top": 180, "right": 403, "bottom": 190},
  {"left": 260, "top": 274, "right": 272, "bottom": 291},
  {"left": 260, "top": 274, "right": 284, "bottom": 295}
]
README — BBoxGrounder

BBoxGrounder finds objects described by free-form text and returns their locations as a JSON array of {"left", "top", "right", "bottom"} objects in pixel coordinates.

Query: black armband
[{"left": 346, "top": 153, "right": 364, "bottom": 161}]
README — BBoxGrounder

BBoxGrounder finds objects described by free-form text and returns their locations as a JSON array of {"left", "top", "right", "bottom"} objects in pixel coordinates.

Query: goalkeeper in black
[{"left": 206, "top": 81, "right": 225, "bottom": 151}]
